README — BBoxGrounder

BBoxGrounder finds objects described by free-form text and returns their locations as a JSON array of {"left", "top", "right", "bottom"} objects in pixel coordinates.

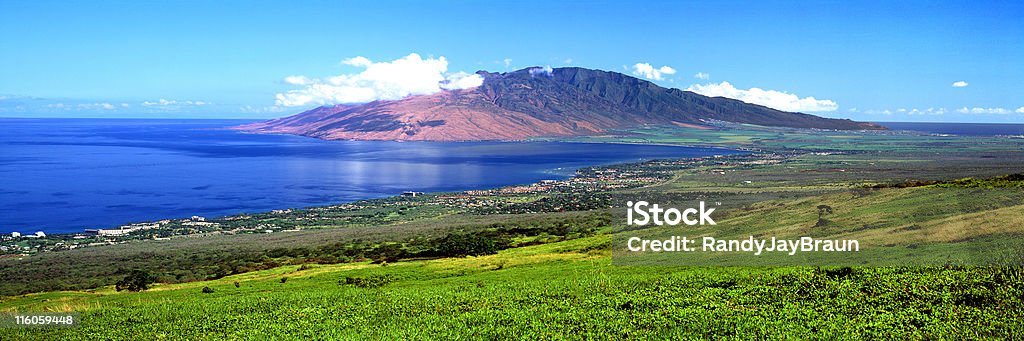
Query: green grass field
[{"left": 3, "top": 235, "right": 1023, "bottom": 339}]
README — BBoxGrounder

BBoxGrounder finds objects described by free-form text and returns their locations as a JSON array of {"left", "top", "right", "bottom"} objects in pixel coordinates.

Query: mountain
[{"left": 236, "top": 67, "right": 884, "bottom": 141}]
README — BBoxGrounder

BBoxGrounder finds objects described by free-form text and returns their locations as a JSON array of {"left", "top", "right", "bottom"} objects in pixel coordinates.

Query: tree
[
  {"left": 435, "top": 233, "right": 511, "bottom": 257},
  {"left": 116, "top": 270, "right": 155, "bottom": 292}
]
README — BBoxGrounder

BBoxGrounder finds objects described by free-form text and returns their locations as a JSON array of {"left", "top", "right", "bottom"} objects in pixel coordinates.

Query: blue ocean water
[
  {"left": 0, "top": 118, "right": 741, "bottom": 234},
  {"left": 876, "top": 122, "right": 1024, "bottom": 136}
]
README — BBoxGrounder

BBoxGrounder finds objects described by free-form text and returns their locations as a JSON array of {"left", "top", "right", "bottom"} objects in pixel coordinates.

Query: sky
[{"left": 0, "top": 0, "right": 1022, "bottom": 123}]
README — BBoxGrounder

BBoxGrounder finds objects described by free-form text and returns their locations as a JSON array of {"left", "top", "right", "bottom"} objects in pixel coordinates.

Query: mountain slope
[{"left": 237, "top": 67, "right": 884, "bottom": 141}]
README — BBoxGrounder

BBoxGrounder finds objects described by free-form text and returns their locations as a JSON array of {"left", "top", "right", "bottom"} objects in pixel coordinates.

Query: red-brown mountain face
[{"left": 235, "top": 67, "right": 885, "bottom": 141}]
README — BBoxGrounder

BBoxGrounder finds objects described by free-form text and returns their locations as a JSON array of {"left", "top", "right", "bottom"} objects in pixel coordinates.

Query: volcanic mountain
[{"left": 236, "top": 67, "right": 884, "bottom": 141}]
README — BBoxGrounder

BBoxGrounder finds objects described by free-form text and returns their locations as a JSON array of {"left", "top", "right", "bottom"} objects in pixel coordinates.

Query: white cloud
[
  {"left": 503, "top": 58, "right": 512, "bottom": 68},
  {"left": 73, "top": 102, "right": 116, "bottom": 110},
  {"left": 440, "top": 72, "right": 484, "bottom": 89},
  {"left": 283, "top": 76, "right": 311, "bottom": 85},
  {"left": 952, "top": 81, "right": 969, "bottom": 88},
  {"left": 142, "top": 99, "right": 209, "bottom": 107},
  {"left": 342, "top": 56, "right": 373, "bottom": 67},
  {"left": 528, "top": 65, "right": 553, "bottom": 77},
  {"left": 694, "top": 72, "right": 710, "bottom": 80},
  {"left": 275, "top": 53, "right": 485, "bottom": 107},
  {"left": 957, "top": 107, "right": 1010, "bottom": 114},
  {"left": 564, "top": 58, "right": 574, "bottom": 64},
  {"left": 865, "top": 109, "right": 893, "bottom": 115},
  {"left": 1016, "top": 107, "right": 1024, "bottom": 114},
  {"left": 906, "top": 108, "right": 946, "bottom": 116},
  {"left": 631, "top": 63, "right": 676, "bottom": 81},
  {"left": 239, "top": 105, "right": 289, "bottom": 114},
  {"left": 685, "top": 81, "right": 839, "bottom": 112}
]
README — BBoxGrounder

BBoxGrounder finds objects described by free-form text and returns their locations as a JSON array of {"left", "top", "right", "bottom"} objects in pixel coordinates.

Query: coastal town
[{"left": 0, "top": 153, "right": 782, "bottom": 258}]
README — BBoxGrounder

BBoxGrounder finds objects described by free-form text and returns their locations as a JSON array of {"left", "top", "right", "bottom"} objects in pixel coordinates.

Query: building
[
  {"left": 34, "top": 231, "right": 45, "bottom": 238},
  {"left": 86, "top": 227, "right": 137, "bottom": 236},
  {"left": 401, "top": 191, "right": 424, "bottom": 197},
  {"left": 10, "top": 232, "right": 20, "bottom": 238}
]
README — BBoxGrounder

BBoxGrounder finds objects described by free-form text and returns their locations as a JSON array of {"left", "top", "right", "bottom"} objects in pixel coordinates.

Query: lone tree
[
  {"left": 116, "top": 270, "right": 155, "bottom": 292},
  {"left": 815, "top": 205, "right": 834, "bottom": 227},
  {"left": 435, "top": 232, "right": 511, "bottom": 257}
]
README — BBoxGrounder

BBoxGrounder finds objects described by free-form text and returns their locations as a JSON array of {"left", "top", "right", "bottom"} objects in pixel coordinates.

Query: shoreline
[{"left": 2, "top": 146, "right": 754, "bottom": 243}]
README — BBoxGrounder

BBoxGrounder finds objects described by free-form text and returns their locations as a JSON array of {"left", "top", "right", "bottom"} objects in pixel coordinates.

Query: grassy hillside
[{"left": 2, "top": 236, "right": 1023, "bottom": 339}]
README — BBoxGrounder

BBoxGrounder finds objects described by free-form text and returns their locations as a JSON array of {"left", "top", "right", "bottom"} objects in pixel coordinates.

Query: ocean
[{"left": 0, "top": 118, "right": 741, "bottom": 234}]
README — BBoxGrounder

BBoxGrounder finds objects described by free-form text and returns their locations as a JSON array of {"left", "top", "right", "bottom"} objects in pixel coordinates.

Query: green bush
[
  {"left": 115, "top": 270, "right": 155, "bottom": 292},
  {"left": 434, "top": 233, "right": 511, "bottom": 257},
  {"left": 342, "top": 275, "right": 394, "bottom": 288}
]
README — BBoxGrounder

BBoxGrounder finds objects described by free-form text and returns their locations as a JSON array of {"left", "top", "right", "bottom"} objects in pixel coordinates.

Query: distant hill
[{"left": 236, "top": 67, "right": 884, "bottom": 141}]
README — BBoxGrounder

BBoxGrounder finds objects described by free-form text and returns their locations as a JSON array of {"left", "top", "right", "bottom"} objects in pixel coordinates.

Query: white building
[
  {"left": 10, "top": 232, "right": 20, "bottom": 238},
  {"left": 34, "top": 231, "right": 45, "bottom": 238}
]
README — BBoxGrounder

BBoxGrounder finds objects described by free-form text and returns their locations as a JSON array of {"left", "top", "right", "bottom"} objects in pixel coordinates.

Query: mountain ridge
[{"left": 236, "top": 67, "right": 884, "bottom": 141}]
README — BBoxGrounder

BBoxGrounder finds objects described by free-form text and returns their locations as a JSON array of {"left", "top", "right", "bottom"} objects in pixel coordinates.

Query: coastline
[
  {"left": 1, "top": 141, "right": 753, "bottom": 256},
  {"left": 2, "top": 118, "right": 735, "bottom": 236}
]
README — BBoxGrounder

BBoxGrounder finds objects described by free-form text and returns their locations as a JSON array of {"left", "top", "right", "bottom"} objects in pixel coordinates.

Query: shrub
[
  {"left": 343, "top": 275, "right": 394, "bottom": 288},
  {"left": 435, "top": 233, "right": 511, "bottom": 257},
  {"left": 115, "top": 270, "right": 155, "bottom": 292},
  {"left": 201, "top": 286, "right": 215, "bottom": 294},
  {"left": 233, "top": 281, "right": 240, "bottom": 288},
  {"left": 280, "top": 277, "right": 288, "bottom": 283}
]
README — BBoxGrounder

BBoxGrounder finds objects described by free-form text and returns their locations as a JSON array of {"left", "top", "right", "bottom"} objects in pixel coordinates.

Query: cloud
[
  {"left": 907, "top": 108, "right": 946, "bottom": 116},
  {"left": 528, "top": 65, "right": 553, "bottom": 77},
  {"left": 239, "top": 105, "right": 289, "bottom": 114},
  {"left": 563, "top": 58, "right": 573, "bottom": 64},
  {"left": 275, "top": 53, "right": 485, "bottom": 107},
  {"left": 952, "top": 81, "right": 969, "bottom": 88},
  {"left": 503, "top": 58, "right": 512, "bottom": 68},
  {"left": 73, "top": 102, "right": 116, "bottom": 110},
  {"left": 142, "top": 99, "right": 209, "bottom": 107},
  {"left": 631, "top": 63, "right": 676, "bottom": 81},
  {"left": 1017, "top": 107, "right": 1024, "bottom": 114},
  {"left": 283, "top": 76, "right": 311, "bottom": 85},
  {"left": 694, "top": 72, "right": 710, "bottom": 80},
  {"left": 957, "top": 107, "right": 1011, "bottom": 114},
  {"left": 440, "top": 72, "right": 484, "bottom": 89},
  {"left": 685, "top": 81, "right": 839, "bottom": 112}
]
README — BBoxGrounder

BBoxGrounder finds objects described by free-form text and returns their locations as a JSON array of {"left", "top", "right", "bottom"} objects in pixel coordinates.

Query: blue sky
[{"left": 1, "top": 0, "right": 1021, "bottom": 122}]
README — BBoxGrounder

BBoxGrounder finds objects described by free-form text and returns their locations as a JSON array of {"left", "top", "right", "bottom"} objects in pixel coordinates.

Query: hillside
[{"left": 236, "top": 67, "right": 884, "bottom": 141}]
